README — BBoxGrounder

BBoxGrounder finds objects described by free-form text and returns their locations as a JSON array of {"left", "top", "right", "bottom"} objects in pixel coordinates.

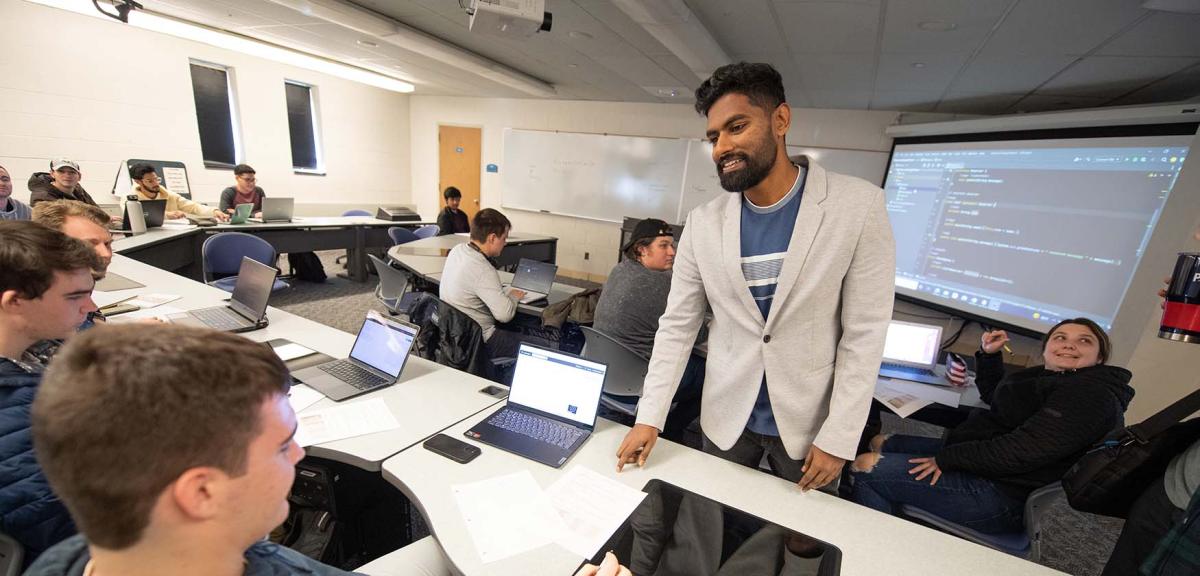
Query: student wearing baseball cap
[{"left": 28, "top": 159, "right": 100, "bottom": 207}]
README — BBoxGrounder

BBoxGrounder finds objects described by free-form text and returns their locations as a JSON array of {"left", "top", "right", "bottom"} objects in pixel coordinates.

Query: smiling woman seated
[{"left": 847, "top": 318, "right": 1135, "bottom": 534}]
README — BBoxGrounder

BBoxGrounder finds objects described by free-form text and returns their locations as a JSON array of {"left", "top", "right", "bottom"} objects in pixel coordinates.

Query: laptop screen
[
  {"left": 229, "top": 257, "right": 277, "bottom": 321},
  {"left": 881, "top": 321, "right": 942, "bottom": 366},
  {"left": 511, "top": 258, "right": 556, "bottom": 294},
  {"left": 509, "top": 344, "right": 606, "bottom": 427},
  {"left": 349, "top": 315, "right": 417, "bottom": 378}
]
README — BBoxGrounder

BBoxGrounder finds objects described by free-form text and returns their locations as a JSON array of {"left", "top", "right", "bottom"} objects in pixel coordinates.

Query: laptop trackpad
[{"left": 167, "top": 314, "right": 204, "bottom": 327}]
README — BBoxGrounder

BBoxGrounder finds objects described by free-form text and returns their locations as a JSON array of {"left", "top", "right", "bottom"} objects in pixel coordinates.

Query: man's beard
[{"left": 717, "top": 138, "right": 777, "bottom": 192}]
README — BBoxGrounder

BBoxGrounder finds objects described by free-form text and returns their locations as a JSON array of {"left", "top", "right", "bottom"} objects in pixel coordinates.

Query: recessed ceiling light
[
  {"left": 357, "top": 39, "right": 378, "bottom": 47},
  {"left": 568, "top": 30, "right": 594, "bottom": 40},
  {"left": 917, "top": 20, "right": 957, "bottom": 32},
  {"left": 911, "top": 62, "right": 927, "bottom": 68}
]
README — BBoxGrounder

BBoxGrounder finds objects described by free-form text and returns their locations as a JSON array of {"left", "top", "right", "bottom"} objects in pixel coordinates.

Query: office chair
[
  {"left": 335, "top": 210, "right": 375, "bottom": 267},
  {"left": 413, "top": 224, "right": 440, "bottom": 239},
  {"left": 388, "top": 226, "right": 420, "bottom": 245},
  {"left": 898, "top": 482, "right": 1065, "bottom": 561},
  {"left": 579, "top": 326, "right": 650, "bottom": 417},
  {"left": 368, "top": 254, "right": 418, "bottom": 315},
  {"left": 201, "top": 232, "right": 289, "bottom": 293},
  {"left": 0, "top": 531, "right": 23, "bottom": 576}
]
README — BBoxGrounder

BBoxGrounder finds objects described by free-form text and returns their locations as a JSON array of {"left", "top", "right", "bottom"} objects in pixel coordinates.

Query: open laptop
[
  {"left": 122, "top": 198, "right": 166, "bottom": 231},
  {"left": 878, "top": 319, "right": 948, "bottom": 385},
  {"left": 501, "top": 258, "right": 557, "bottom": 304},
  {"left": 229, "top": 203, "right": 253, "bottom": 225},
  {"left": 166, "top": 257, "right": 274, "bottom": 333},
  {"left": 291, "top": 314, "right": 420, "bottom": 401},
  {"left": 249, "top": 197, "right": 294, "bottom": 223},
  {"left": 465, "top": 343, "right": 607, "bottom": 468}
]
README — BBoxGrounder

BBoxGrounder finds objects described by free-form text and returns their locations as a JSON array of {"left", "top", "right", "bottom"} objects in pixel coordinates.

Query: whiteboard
[
  {"left": 501, "top": 128, "right": 890, "bottom": 224},
  {"left": 502, "top": 129, "right": 687, "bottom": 223}
]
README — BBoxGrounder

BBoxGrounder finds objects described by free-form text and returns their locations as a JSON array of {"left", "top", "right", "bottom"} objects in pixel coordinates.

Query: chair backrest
[
  {"left": 414, "top": 224, "right": 440, "bottom": 239},
  {"left": 1023, "top": 482, "right": 1066, "bottom": 562},
  {"left": 580, "top": 326, "right": 649, "bottom": 397},
  {"left": 388, "top": 227, "right": 420, "bottom": 245},
  {"left": 342, "top": 209, "right": 372, "bottom": 217},
  {"left": 0, "top": 531, "right": 24, "bottom": 576},
  {"left": 368, "top": 254, "right": 410, "bottom": 312},
  {"left": 201, "top": 232, "right": 278, "bottom": 281}
]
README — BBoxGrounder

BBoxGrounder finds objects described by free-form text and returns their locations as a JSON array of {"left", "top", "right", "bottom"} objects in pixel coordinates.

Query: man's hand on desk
[
  {"left": 798, "top": 445, "right": 844, "bottom": 492},
  {"left": 508, "top": 288, "right": 527, "bottom": 301},
  {"left": 575, "top": 551, "right": 631, "bottom": 576},
  {"left": 616, "top": 424, "right": 659, "bottom": 471}
]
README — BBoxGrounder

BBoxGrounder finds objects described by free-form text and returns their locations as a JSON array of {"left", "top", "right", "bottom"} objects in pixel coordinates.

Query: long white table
[
  {"left": 381, "top": 413, "right": 1063, "bottom": 576},
  {"left": 102, "top": 255, "right": 504, "bottom": 472}
]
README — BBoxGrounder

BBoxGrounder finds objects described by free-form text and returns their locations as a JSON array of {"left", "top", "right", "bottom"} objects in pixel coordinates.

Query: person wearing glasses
[{"left": 219, "top": 164, "right": 267, "bottom": 218}]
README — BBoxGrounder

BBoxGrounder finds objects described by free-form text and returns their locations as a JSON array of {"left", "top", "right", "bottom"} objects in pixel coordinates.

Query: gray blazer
[{"left": 635, "top": 158, "right": 895, "bottom": 460}]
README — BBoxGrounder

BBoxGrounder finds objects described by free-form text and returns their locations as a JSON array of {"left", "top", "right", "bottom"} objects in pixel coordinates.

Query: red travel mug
[{"left": 1160, "top": 252, "right": 1200, "bottom": 344}]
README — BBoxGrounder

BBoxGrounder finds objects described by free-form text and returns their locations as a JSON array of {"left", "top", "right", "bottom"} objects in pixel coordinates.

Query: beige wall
[{"left": 0, "top": 1, "right": 411, "bottom": 210}]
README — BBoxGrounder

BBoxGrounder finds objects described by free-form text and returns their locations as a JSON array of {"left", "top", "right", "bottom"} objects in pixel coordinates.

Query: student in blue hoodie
[
  {"left": 849, "top": 318, "right": 1135, "bottom": 534},
  {"left": 0, "top": 221, "right": 100, "bottom": 563}
]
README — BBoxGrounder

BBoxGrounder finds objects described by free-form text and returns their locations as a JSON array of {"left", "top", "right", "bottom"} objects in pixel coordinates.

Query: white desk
[
  {"left": 102, "top": 255, "right": 504, "bottom": 472},
  {"left": 381, "top": 414, "right": 1062, "bottom": 576}
]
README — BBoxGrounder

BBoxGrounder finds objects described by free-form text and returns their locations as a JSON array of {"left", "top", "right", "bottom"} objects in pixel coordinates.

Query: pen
[{"left": 1003, "top": 344, "right": 1013, "bottom": 354}]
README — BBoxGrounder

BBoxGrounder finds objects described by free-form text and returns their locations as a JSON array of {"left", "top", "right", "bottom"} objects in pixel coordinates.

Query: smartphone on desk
[{"left": 423, "top": 433, "right": 481, "bottom": 464}]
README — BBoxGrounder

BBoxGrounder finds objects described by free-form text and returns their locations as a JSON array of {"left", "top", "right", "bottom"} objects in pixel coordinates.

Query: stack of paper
[{"left": 294, "top": 398, "right": 400, "bottom": 447}]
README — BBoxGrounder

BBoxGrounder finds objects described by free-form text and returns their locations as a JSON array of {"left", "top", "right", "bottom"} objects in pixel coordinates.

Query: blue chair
[
  {"left": 579, "top": 326, "right": 649, "bottom": 418},
  {"left": 898, "top": 482, "right": 1065, "bottom": 562},
  {"left": 414, "top": 224, "right": 440, "bottom": 239},
  {"left": 388, "top": 226, "right": 420, "bottom": 245},
  {"left": 201, "top": 232, "right": 289, "bottom": 293},
  {"left": 342, "top": 209, "right": 372, "bottom": 217}
]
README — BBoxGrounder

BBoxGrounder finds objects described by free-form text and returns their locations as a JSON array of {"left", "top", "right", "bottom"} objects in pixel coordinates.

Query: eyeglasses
[{"left": 238, "top": 175, "right": 257, "bottom": 183}]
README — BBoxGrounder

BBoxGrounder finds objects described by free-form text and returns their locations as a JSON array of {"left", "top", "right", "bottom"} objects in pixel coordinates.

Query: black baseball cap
[{"left": 623, "top": 218, "right": 675, "bottom": 251}]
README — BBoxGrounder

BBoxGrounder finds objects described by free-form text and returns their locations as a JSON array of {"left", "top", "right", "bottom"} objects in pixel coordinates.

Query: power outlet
[{"left": 584, "top": 252, "right": 590, "bottom": 260}]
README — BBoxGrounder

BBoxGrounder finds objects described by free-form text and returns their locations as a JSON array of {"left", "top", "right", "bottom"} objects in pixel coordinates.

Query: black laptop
[
  {"left": 122, "top": 198, "right": 166, "bottom": 231},
  {"left": 501, "top": 258, "right": 557, "bottom": 304},
  {"left": 464, "top": 343, "right": 607, "bottom": 468},
  {"left": 291, "top": 314, "right": 419, "bottom": 401},
  {"left": 166, "top": 257, "right": 274, "bottom": 333}
]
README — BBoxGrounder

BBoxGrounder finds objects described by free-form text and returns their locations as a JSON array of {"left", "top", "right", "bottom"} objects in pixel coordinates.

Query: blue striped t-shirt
[{"left": 742, "top": 166, "right": 805, "bottom": 436}]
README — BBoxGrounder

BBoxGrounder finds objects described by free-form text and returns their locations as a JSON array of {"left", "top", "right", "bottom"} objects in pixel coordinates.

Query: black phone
[
  {"left": 423, "top": 433, "right": 481, "bottom": 464},
  {"left": 480, "top": 385, "right": 509, "bottom": 399}
]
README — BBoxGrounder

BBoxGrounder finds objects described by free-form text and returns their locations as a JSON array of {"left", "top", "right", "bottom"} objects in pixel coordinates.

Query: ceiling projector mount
[{"left": 467, "top": 0, "right": 552, "bottom": 38}]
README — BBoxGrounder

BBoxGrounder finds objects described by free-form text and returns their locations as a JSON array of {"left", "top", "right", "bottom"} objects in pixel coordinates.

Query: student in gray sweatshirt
[{"left": 0, "top": 165, "right": 32, "bottom": 221}]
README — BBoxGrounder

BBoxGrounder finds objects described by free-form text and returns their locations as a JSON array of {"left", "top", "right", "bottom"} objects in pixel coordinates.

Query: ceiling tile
[
  {"left": 977, "top": 0, "right": 1146, "bottom": 57},
  {"left": 936, "top": 92, "right": 1024, "bottom": 115},
  {"left": 875, "top": 51, "right": 969, "bottom": 92},
  {"left": 1097, "top": 12, "right": 1200, "bottom": 57},
  {"left": 869, "top": 90, "right": 940, "bottom": 111},
  {"left": 1010, "top": 94, "right": 1109, "bottom": 113},
  {"left": 687, "top": 0, "right": 789, "bottom": 56},
  {"left": 795, "top": 54, "right": 875, "bottom": 91},
  {"left": 881, "top": 0, "right": 1010, "bottom": 54},
  {"left": 144, "top": 0, "right": 277, "bottom": 28},
  {"left": 1108, "top": 63, "right": 1200, "bottom": 106},
  {"left": 950, "top": 54, "right": 1077, "bottom": 93},
  {"left": 806, "top": 90, "right": 872, "bottom": 109},
  {"left": 772, "top": 0, "right": 882, "bottom": 54},
  {"left": 1039, "top": 56, "right": 1199, "bottom": 98}
]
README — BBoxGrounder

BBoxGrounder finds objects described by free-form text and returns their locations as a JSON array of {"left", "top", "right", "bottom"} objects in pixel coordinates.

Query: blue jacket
[{"left": 0, "top": 357, "right": 75, "bottom": 562}]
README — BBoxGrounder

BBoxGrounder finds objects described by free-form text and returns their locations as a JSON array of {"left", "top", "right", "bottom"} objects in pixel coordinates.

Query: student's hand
[
  {"left": 166, "top": 210, "right": 186, "bottom": 220},
  {"left": 213, "top": 210, "right": 229, "bottom": 222},
  {"left": 508, "top": 288, "right": 527, "bottom": 301},
  {"left": 980, "top": 330, "right": 1009, "bottom": 354},
  {"left": 574, "top": 552, "right": 632, "bottom": 576},
  {"left": 908, "top": 457, "right": 942, "bottom": 485},
  {"left": 799, "top": 444, "right": 844, "bottom": 492},
  {"left": 616, "top": 424, "right": 659, "bottom": 472},
  {"left": 254, "top": 211, "right": 263, "bottom": 219},
  {"left": 109, "top": 215, "right": 123, "bottom": 225},
  {"left": 1160, "top": 275, "right": 1170, "bottom": 309}
]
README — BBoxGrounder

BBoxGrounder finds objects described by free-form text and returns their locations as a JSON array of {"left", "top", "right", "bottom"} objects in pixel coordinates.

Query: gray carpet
[{"left": 272, "top": 251, "right": 1124, "bottom": 576}]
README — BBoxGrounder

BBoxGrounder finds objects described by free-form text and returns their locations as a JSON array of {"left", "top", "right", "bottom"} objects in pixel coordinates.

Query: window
[
  {"left": 285, "top": 81, "right": 324, "bottom": 173},
  {"left": 188, "top": 61, "right": 241, "bottom": 168}
]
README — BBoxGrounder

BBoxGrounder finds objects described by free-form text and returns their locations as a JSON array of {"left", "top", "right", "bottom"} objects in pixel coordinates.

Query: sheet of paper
[
  {"left": 287, "top": 384, "right": 325, "bottom": 414},
  {"left": 93, "top": 291, "right": 136, "bottom": 309},
  {"left": 162, "top": 166, "right": 190, "bottom": 197},
  {"left": 874, "top": 383, "right": 935, "bottom": 418},
  {"left": 127, "top": 293, "right": 181, "bottom": 309},
  {"left": 273, "top": 342, "right": 316, "bottom": 362},
  {"left": 878, "top": 376, "right": 965, "bottom": 408},
  {"left": 546, "top": 466, "right": 647, "bottom": 559},
  {"left": 106, "top": 305, "right": 186, "bottom": 323},
  {"left": 294, "top": 398, "right": 399, "bottom": 447},
  {"left": 453, "top": 470, "right": 566, "bottom": 563}
]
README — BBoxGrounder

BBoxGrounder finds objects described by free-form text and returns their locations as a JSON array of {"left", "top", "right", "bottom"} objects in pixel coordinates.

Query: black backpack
[{"left": 287, "top": 251, "right": 327, "bottom": 282}]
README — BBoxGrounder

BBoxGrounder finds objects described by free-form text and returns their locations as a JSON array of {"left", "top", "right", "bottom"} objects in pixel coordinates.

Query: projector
[{"left": 469, "top": 0, "right": 552, "bottom": 37}]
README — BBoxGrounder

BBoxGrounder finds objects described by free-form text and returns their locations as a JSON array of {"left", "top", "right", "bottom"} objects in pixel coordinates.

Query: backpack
[{"left": 287, "top": 252, "right": 327, "bottom": 282}]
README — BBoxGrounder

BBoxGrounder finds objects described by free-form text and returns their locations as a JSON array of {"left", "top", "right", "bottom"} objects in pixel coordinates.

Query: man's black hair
[
  {"left": 443, "top": 186, "right": 462, "bottom": 200},
  {"left": 694, "top": 62, "right": 787, "bottom": 117},
  {"left": 233, "top": 164, "right": 256, "bottom": 176},
  {"left": 128, "top": 163, "right": 157, "bottom": 181}
]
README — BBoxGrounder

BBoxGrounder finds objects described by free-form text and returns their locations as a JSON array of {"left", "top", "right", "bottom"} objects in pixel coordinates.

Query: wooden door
[{"left": 438, "top": 125, "right": 482, "bottom": 222}]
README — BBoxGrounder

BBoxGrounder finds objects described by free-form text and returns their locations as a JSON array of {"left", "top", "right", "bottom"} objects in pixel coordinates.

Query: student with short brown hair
[{"left": 33, "top": 200, "right": 114, "bottom": 274}]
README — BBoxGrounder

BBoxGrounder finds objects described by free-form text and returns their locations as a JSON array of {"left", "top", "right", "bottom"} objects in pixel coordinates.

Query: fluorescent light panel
[{"left": 24, "top": 0, "right": 414, "bottom": 93}]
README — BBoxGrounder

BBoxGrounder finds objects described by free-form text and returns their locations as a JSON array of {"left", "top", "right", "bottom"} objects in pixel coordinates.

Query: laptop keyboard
[
  {"left": 191, "top": 307, "right": 250, "bottom": 331},
  {"left": 319, "top": 360, "right": 390, "bottom": 390},
  {"left": 487, "top": 408, "right": 584, "bottom": 450},
  {"left": 881, "top": 362, "right": 937, "bottom": 377}
]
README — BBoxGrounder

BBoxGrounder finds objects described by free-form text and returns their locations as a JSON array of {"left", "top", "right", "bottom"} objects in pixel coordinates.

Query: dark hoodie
[
  {"left": 26, "top": 173, "right": 99, "bottom": 207},
  {"left": 937, "top": 350, "right": 1135, "bottom": 499}
]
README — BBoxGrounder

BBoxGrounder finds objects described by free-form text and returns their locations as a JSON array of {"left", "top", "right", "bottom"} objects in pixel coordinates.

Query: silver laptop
[
  {"left": 167, "top": 257, "right": 274, "bottom": 333},
  {"left": 249, "top": 197, "right": 294, "bottom": 223},
  {"left": 291, "top": 314, "right": 419, "bottom": 401},
  {"left": 878, "top": 320, "right": 948, "bottom": 385},
  {"left": 464, "top": 343, "right": 607, "bottom": 468},
  {"left": 502, "top": 258, "right": 557, "bottom": 304}
]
